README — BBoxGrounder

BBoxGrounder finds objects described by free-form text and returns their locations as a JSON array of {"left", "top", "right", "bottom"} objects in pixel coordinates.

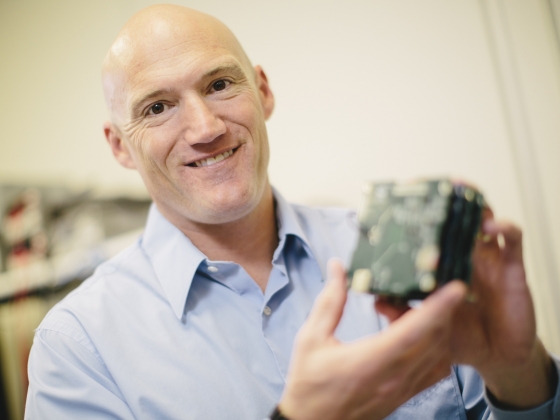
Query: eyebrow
[
  {"left": 203, "top": 63, "right": 247, "bottom": 79},
  {"left": 129, "top": 62, "right": 248, "bottom": 118}
]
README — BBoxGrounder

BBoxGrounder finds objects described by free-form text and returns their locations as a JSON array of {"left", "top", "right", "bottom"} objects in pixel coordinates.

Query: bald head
[
  {"left": 102, "top": 5, "right": 253, "bottom": 124},
  {"left": 101, "top": 4, "right": 275, "bottom": 228}
]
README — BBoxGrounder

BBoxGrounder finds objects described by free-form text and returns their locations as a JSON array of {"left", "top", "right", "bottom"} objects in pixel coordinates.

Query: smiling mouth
[{"left": 187, "top": 147, "right": 239, "bottom": 168}]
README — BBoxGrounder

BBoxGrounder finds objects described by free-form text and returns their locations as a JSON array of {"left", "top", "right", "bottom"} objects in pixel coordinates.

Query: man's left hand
[{"left": 377, "top": 207, "right": 557, "bottom": 409}]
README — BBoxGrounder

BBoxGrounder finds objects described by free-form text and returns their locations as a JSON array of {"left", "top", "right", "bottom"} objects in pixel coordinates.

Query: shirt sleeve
[
  {"left": 25, "top": 324, "right": 135, "bottom": 420},
  {"left": 457, "top": 355, "right": 560, "bottom": 420},
  {"left": 484, "top": 355, "right": 560, "bottom": 420}
]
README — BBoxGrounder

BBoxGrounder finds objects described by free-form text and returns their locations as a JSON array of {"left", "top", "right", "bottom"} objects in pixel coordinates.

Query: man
[{"left": 25, "top": 5, "right": 559, "bottom": 419}]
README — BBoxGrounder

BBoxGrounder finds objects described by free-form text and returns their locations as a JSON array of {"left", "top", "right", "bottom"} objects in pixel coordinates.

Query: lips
[{"left": 187, "top": 147, "right": 239, "bottom": 167}]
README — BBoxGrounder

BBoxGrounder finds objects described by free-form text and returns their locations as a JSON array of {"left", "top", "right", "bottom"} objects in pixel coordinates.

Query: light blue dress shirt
[{"left": 25, "top": 190, "right": 560, "bottom": 419}]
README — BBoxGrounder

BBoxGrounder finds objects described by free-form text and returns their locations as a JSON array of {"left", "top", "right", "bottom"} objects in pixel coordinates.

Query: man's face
[{"left": 105, "top": 23, "right": 274, "bottom": 227}]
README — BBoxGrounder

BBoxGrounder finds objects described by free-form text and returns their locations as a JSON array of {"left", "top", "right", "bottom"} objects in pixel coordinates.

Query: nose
[{"left": 181, "top": 95, "right": 227, "bottom": 145}]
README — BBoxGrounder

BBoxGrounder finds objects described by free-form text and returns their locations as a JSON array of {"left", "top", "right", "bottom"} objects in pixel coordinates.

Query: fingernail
[{"left": 327, "top": 259, "right": 345, "bottom": 281}]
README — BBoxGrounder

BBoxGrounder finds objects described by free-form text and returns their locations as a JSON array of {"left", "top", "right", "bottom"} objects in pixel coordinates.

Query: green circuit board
[{"left": 348, "top": 179, "right": 484, "bottom": 299}]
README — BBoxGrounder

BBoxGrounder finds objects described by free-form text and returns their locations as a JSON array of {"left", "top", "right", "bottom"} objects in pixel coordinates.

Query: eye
[
  {"left": 148, "top": 102, "right": 165, "bottom": 115},
  {"left": 211, "top": 79, "right": 230, "bottom": 92}
]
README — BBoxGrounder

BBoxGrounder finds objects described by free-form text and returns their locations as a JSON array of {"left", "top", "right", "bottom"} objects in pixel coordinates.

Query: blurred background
[{"left": 0, "top": 0, "right": 559, "bottom": 418}]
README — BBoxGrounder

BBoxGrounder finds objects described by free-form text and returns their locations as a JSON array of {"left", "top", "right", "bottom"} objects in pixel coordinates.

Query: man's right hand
[{"left": 278, "top": 260, "right": 467, "bottom": 420}]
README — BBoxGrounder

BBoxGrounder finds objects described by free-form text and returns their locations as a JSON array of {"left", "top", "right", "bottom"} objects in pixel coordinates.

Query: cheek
[
  {"left": 250, "top": 113, "right": 271, "bottom": 170},
  {"left": 226, "top": 97, "right": 269, "bottom": 153},
  {"left": 222, "top": 91, "right": 265, "bottom": 129},
  {"left": 129, "top": 125, "right": 178, "bottom": 171}
]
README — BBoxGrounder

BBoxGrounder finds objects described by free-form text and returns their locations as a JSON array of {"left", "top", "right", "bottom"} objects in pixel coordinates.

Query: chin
[{"left": 186, "top": 184, "right": 266, "bottom": 225}]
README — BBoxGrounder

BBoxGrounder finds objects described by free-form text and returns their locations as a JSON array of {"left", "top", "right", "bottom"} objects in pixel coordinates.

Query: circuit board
[{"left": 348, "top": 179, "right": 484, "bottom": 299}]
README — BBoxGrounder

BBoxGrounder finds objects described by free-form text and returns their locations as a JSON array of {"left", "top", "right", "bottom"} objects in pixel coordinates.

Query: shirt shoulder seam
[{"left": 37, "top": 325, "right": 106, "bottom": 367}]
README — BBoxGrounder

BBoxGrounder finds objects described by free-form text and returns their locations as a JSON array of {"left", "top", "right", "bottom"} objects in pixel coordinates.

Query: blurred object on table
[{"left": 0, "top": 184, "right": 151, "bottom": 420}]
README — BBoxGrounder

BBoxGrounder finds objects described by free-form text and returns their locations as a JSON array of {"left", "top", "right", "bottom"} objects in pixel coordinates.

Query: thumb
[{"left": 303, "top": 259, "right": 348, "bottom": 341}]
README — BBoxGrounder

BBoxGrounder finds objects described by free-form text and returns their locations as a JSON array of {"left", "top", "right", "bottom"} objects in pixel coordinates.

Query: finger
[
  {"left": 353, "top": 290, "right": 457, "bottom": 403},
  {"left": 393, "top": 280, "right": 467, "bottom": 336},
  {"left": 302, "top": 259, "right": 348, "bottom": 342},
  {"left": 476, "top": 206, "right": 498, "bottom": 246},
  {"left": 375, "top": 298, "right": 410, "bottom": 323},
  {"left": 380, "top": 321, "right": 452, "bottom": 388},
  {"left": 389, "top": 282, "right": 466, "bottom": 358},
  {"left": 378, "top": 281, "right": 466, "bottom": 361},
  {"left": 355, "top": 281, "right": 467, "bottom": 366},
  {"left": 483, "top": 219, "right": 523, "bottom": 261},
  {"left": 482, "top": 203, "right": 495, "bottom": 220}
]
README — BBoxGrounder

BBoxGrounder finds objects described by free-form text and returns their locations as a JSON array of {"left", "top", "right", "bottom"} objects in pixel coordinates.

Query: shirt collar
[
  {"left": 141, "top": 204, "right": 206, "bottom": 320},
  {"left": 272, "top": 187, "right": 326, "bottom": 280},
  {"left": 140, "top": 189, "right": 317, "bottom": 320},
  {"left": 272, "top": 187, "right": 313, "bottom": 260}
]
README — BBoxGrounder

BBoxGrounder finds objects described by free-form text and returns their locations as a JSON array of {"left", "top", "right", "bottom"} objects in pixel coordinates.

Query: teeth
[{"left": 192, "top": 148, "right": 235, "bottom": 167}]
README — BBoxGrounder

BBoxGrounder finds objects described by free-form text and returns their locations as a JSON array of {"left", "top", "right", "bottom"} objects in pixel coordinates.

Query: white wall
[{"left": 1, "top": 0, "right": 559, "bottom": 350}]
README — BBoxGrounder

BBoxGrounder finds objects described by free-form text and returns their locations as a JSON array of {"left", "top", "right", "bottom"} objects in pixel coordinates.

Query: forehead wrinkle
[
  {"left": 132, "top": 38, "right": 204, "bottom": 67},
  {"left": 124, "top": 56, "right": 197, "bottom": 117},
  {"left": 129, "top": 35, "right": 247, "bottom": 76},
  {"left": 124, "top": 35, "right": 240, "bottom": 88}
]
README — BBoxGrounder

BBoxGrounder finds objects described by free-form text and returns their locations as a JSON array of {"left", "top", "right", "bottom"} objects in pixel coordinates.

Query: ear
[
  {"left": 103, "top": 122, "right": 137, "bottom": 169},
  {"left": 254, "top": 65, "right": 275, "bottom": 120}
]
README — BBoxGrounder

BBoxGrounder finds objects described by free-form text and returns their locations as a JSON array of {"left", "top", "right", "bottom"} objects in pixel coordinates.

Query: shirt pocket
[
  {"left": 385, "top": 375, "right": 463, "bottom": 420},
  {"left": 400, "top": 376, "right": 451, "bottom": 407}
]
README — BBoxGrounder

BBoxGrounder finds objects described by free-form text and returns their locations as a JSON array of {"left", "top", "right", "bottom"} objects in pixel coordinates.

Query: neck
[{"left": 165, "top": 185, "right": 278, "bottom": 292}]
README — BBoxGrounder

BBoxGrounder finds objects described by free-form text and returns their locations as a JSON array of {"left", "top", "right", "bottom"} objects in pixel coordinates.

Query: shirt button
[
  {"left": 263, "top": 306, "right": 272, "bottom": 316},
  {"left": 208, "top": 266, "right": 219, "bottom": 273}
]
